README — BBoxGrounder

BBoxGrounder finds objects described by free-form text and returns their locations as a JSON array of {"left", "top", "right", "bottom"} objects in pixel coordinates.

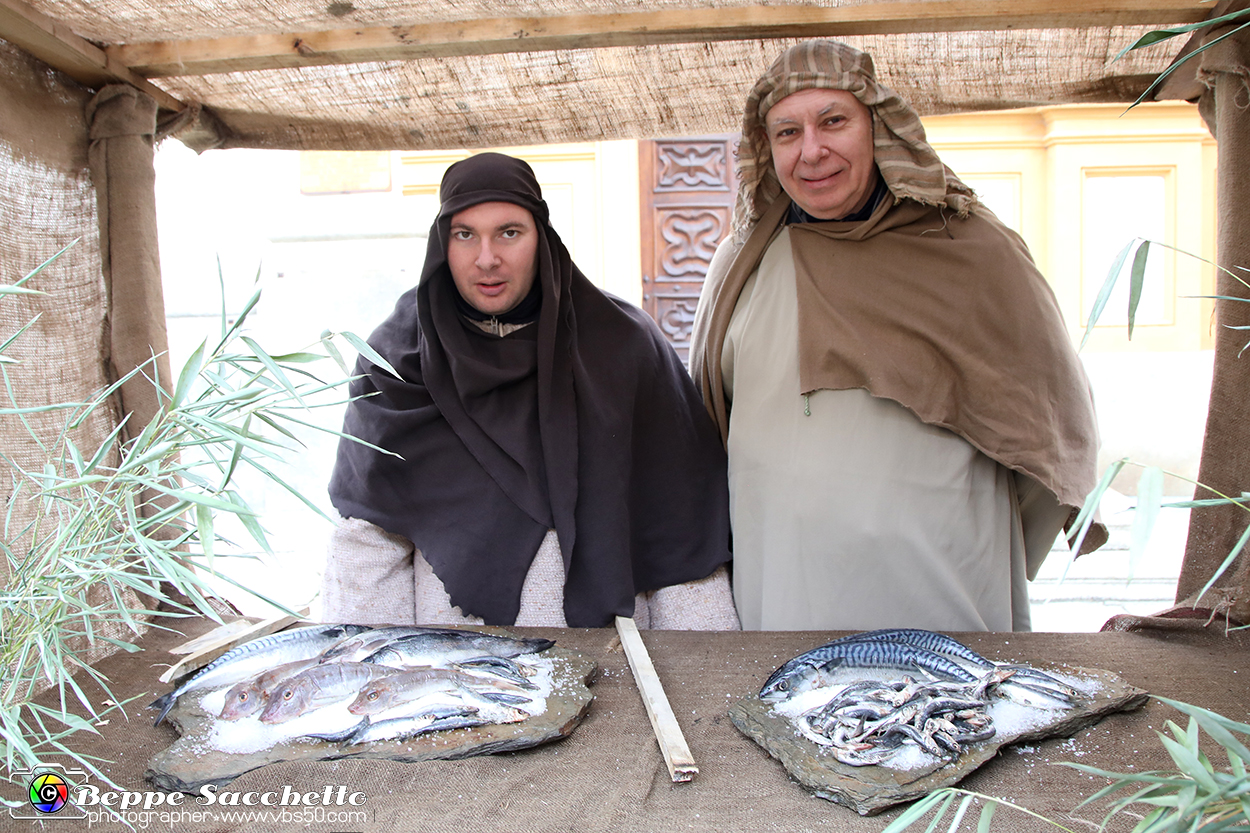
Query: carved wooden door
[{"left": 639, "top": 136, "right": 739, "bottom": 365}]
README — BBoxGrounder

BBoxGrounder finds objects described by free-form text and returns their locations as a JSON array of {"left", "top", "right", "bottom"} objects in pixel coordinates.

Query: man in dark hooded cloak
[{"left": 324, "top": 152, "right": 738, "bottom": 629}]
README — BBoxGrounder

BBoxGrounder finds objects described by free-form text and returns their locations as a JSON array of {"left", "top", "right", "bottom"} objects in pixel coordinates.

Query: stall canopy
[
  {"left": 0, "top": 0, "right": 1220, "bottom": 150},
  {"left": 1, "top": 0, "right": 1248, "bottom": 632}
]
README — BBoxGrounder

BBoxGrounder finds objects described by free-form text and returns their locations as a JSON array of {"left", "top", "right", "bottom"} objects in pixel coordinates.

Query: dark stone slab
[
  {"left": 729, "top": 665, "right": 1149, "bottom": 816},
  {"left": 145, "top": 645, "right": 596, "bottom": 794}
]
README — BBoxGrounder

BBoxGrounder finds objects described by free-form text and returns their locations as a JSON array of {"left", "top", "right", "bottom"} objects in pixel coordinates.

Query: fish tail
[{"left": 149, "top": 692, "right": 176, "bottom": 727}]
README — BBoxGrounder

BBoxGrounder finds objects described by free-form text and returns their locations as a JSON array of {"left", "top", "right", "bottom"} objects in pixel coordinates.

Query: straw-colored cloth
[{"left": 320, "top": 518, "right": 741, "bottom": 630}]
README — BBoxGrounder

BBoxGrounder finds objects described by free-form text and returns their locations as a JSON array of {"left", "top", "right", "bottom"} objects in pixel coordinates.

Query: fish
[
  {"left": 218, "top": 657, "right": 321, "bottom": 721},
  {"left": 348, "top": 668, "right": 533, "bottom": 718},
  {"left": 831, "top": 629, "right": 992, "bottom": 666},
  {"left": 453, "top": 656, "right": 539, "bottom": 688},
  {"left": 259, "top": 662, "right": 401, "bottom": 724},
  {"left": 833, "top": 628, "right": 1077, "bottom": 701},
  {"left": 345, "top": 708, "right": 499, "bottom": 746},
  {"left": 796, "top": 670, "right": 1001, "bottom": 763},
  {"left": 363, "top": 630, "right": 554, "bottom": 669},
  {"left": 318, "top": 626, "right": 466, "bottom": 663},
  {"left": 149, "top": 623, "right": 371, "bottom": 726},
  {"left": 759, "top": 641, "right": 979, "bottom": 702}
]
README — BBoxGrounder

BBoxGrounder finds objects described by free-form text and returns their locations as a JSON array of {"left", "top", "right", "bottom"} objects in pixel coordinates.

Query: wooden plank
[
  {"left": 0, "top": 0, "right": 184, "bottom": 110},
  {"left": 157, "top": 609, "right": 309, "bottom": 684},
  {"left": 113, "top": 0, "right": 1212, "bottom": 78},
  {"left": 615, "top": 615, "right": 698, "bottom": 783}
]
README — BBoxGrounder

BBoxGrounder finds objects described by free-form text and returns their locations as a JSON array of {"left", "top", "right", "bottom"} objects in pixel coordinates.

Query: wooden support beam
[
  {"left": 0, "top": 0, "right": 184, "bottom": 110},
  {"left": 113, "top": 0, "right": 1213, "bottom": 78}
]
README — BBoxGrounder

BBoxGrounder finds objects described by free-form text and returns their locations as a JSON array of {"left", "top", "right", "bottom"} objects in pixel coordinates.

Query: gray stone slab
[
  {"left": 729, "top": 665, "right": 1149, "bottom": 816},
  {"left": 146, "top": 645, "right": 596, "bottom": 794}
]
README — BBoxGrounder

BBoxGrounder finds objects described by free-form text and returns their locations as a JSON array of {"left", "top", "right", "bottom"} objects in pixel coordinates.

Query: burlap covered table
[{"left": 3, "top": 618, "right": 1247, "bottom": 833}]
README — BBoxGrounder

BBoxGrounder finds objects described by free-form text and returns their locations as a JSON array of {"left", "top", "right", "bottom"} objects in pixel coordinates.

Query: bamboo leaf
[
  {"left": 172, "top": 340, "right": 207, "bottom": 408},
  {"left": 1127, "top": 240, "right": 1150, "bottom": 340},
  {"left": 1129, "top": 466, "right": 1164, "bottom": 580},
  {"left": 216, "top": 285, "right": 263, "bottom": 350},
  {"left": 321, "top": 330, "right": 349, "bottom": 373},
  {"left": 241, "top": 336, "right": 302, "bottom": 403},
  {"left": 1113, "top": 8, "right": 1250, "bottom": 62},
  {"left": 196, "top": 504, "right": 215, "bottom": 568},
  {"left": 976, "top": 800, "right": 996, "bottom": 833},
  {"left": 1083, "top": 240, "right": 1136, "bottom": 349},
  {"left": 340, "top": 330, "right": 400, "bottom": 378},
  {"left": 880, "top": 789, "right": 954, "bottom": 832},
  {"left": 20, "top": 239, "right": 80, "bottom": 284},
  {"left": 1193, "top": 524, "right": 1250, "bottom": 607},
  {"left": 947, "top": 793, "right": 974, "bottom": 832},
  {"left": 267, "top": 351, "right": 324, "bottom": 364},
  {"left": 1159, "top": 734, "right": 1220, "bottom": 793},
  {"left": 1122, "top": 22, "right": 1250, "bottom": 110},
  {"left": 1068, "top": 458, "right": 1127, "bottom": 553}
]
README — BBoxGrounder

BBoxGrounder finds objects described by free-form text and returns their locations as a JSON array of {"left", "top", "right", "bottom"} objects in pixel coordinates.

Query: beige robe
[
  {"left": 721, "top": 229, "right": 1068, "bottom": 631},
  {"left": 320, "top": 518, "right": 741, "bottom": 630}
]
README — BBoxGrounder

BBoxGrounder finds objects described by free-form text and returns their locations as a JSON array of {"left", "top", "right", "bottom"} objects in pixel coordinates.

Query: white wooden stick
[
  {"left": 615, "top": 615, "right": 698, "bottom": 782},
  {"left": 158, "top": 609, "right": 308, "bottom": 683}
]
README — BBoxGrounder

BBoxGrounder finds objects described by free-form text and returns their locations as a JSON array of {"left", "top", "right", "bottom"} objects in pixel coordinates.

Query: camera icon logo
[{"left": 8, "top": 764, "right": 88, "bottom": 820}]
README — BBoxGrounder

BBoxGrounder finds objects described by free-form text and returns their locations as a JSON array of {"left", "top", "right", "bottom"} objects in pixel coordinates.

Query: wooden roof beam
[
  {"left": 0, "top": 0, "right": 184, "bottom": 110},
  {"left": 113, "top": 0, "right": 1213, "bottom": 78}
]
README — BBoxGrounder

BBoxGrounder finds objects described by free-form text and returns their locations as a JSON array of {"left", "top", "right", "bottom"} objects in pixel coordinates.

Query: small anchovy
[
  {"left": 363, "top": 630, "right": 554, "bottom": 669},
  {"left": 148, "top": 623, "right": 371, "bottom": 726},
  {"left": 760, "top": 641, "right": 977, "bottom": 701}
]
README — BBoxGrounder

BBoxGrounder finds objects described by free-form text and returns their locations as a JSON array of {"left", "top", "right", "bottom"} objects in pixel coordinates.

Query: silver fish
[
  {"left": 363, "top": 630, "right": 554, "bottom": 669},
  {"left": 149, "top": 623, "right": 370, "bottom": 726},
  {"left": 318, "top": 626, "right": 466, "bottom": 663},
  {"left": 346, "top": 708, "right": 497, "bottom": 746}
]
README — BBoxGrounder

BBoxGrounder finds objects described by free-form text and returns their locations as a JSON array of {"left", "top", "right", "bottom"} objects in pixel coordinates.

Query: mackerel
[
  {"left": 148, "top": 623, "right": 370, "bottom": 726},
  {"left": 834, "top": 628, "right": 1077, "bottom": 698},
  {"left": 759, "top": 642, "right": 977, "bottom": 701},
  {"left": 363, "top": 630, "right": 554, "bottom": 669},
  {"left": 319, "top": 626, "right": 468, "bottom": 662}
]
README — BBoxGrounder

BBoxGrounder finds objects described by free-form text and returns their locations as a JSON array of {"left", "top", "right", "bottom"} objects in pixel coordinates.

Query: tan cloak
[{"left": 692, "top": 193, "right": 1103, "bottom": 540}]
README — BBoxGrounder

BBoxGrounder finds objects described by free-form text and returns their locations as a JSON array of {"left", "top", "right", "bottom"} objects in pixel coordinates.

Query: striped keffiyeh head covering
[{"left": 734, "top": 39, "right": 978, "bottom": 240}]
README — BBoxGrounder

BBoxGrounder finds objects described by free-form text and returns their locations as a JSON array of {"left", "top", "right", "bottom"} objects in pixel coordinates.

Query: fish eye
[
  {"left": 238, "top": 692, "right": 248, "bottom": 702},
  {"left": 282, "top": 690, "right": 293, "bottom": 700},
  {"left": 778, "top": 680, "right": 790, "bottom": 691},
  {"left": 367, "top": 691, "right": 379, "bottom": 701}
]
